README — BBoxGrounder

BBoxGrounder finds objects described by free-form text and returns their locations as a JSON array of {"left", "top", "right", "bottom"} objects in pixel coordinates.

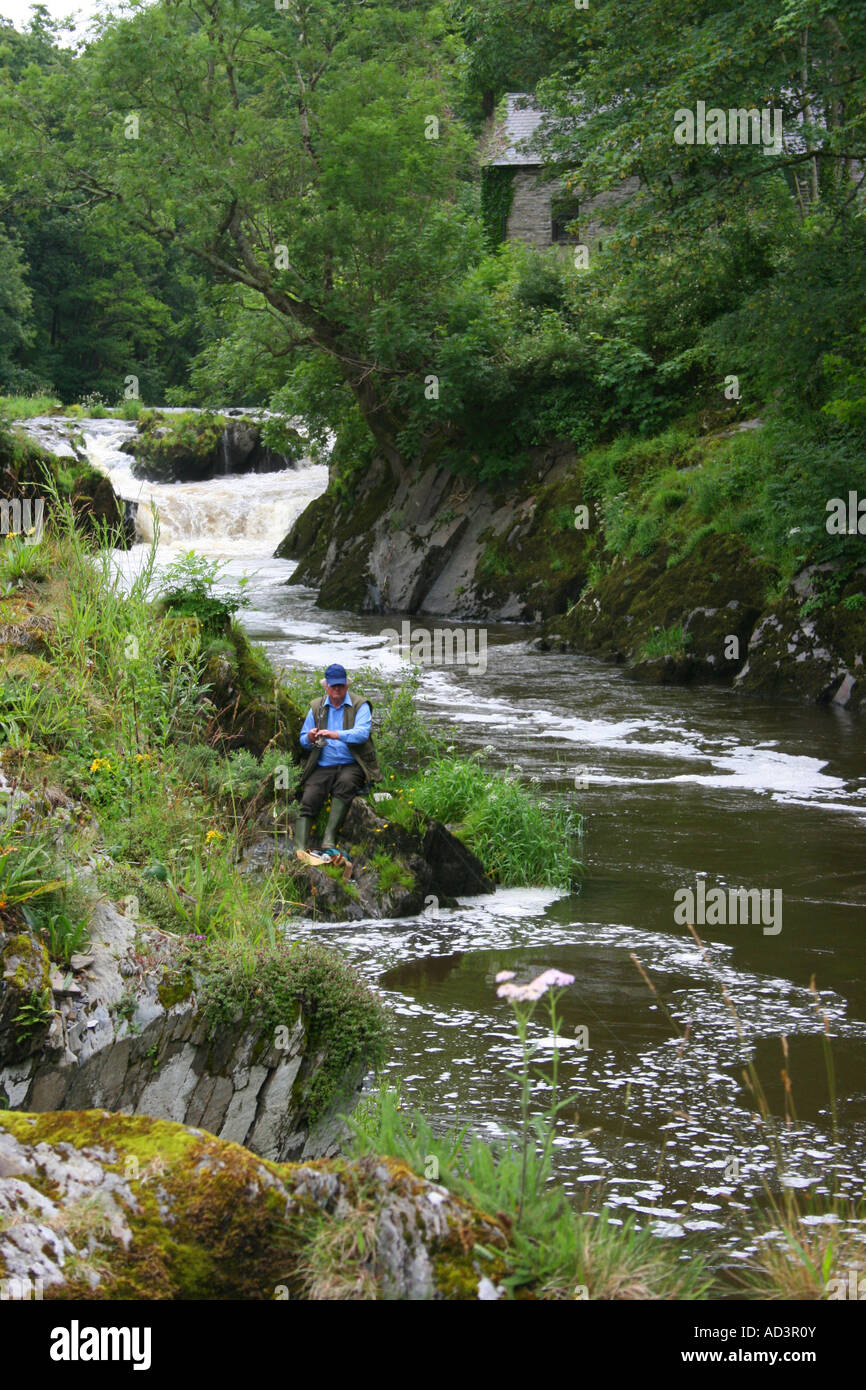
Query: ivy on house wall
[{"left": 481, "top": 167, "right": 516, "bottom": 249}]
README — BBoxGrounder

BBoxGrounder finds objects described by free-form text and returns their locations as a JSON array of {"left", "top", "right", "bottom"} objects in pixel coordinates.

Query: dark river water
[
  {"left": 37, "top": 417, "right": 866, "bottom": 1264},
  {"left": 251, "top": 587, "right": 866, "bottom": 1261}
]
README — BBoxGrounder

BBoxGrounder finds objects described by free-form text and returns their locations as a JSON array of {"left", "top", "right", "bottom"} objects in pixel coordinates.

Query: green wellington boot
[
  {"left": 294, "top": 815, "right": 312, "bottom": 854},
  {"left": 321, "top": 797, "right": 350, "bottom": 850}
]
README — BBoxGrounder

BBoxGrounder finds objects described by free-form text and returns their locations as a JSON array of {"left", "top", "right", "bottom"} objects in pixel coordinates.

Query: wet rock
[
  {"left": 259, "top": 798, "right": 493, "bottom": 923},
  {"left": 278, "top": 443, "right": 583, "bottom": 620},
  {"left": 734, "top": 569, "right": 866, "bottom": 704},
  {"left": 71, "top": 468, "right": 133, "bottom": 547},
  {"left": 124, "top": 413, "right": 302, "bottom": 484}
]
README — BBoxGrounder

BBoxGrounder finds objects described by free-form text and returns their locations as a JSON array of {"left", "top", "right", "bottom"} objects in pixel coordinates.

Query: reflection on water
[{"left": 60, "top": 414, "right": 866, "bottom": 1258}]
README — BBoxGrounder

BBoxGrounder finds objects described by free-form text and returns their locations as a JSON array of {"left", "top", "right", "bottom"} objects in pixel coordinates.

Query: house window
[{"left": 551, "top": 192, "right": 581, "bottom": 243}]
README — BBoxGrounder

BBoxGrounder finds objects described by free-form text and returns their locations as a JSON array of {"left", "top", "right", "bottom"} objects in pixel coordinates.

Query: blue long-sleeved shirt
[{"left": 300, "top": 694, "right": 372, "bottom": 767}]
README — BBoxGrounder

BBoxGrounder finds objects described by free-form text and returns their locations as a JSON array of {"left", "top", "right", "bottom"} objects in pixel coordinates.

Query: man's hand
[{"left": 310, "top": 727, "right": 337, "bottom": 741}]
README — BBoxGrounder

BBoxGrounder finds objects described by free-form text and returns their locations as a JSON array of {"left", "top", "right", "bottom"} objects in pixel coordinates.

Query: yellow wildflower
[
  {"left": 205, "top": 829, "right": 223, "bottom": 844},
  {"left": 90, "top": 757, "right": 112, "bottom": 772}
]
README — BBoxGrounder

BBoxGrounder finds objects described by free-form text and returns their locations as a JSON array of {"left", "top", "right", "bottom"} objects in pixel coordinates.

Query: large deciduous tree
[{"left": 4, "top": 0, "right": 478, "bottom": 471}]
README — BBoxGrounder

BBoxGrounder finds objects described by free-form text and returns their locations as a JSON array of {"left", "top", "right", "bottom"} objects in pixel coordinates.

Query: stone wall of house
[
  {"left": 506, "top": 169, "right": 558, "bottom": 247},
  {"left": 579, "top": 176, "right": 642, "bottom": 249},
  {"left": 505, "top": 169, "right": 641, "bottom": 251}
]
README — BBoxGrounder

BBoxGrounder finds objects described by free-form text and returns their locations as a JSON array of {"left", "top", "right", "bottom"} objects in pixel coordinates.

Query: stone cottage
[{"left": 482, "top": 93, "right": 639, "bottom": 251}]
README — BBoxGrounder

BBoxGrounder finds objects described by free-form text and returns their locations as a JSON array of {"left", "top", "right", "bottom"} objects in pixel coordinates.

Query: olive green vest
[{"left": 300, "top": 692, "right": 382, "bottom": 786}]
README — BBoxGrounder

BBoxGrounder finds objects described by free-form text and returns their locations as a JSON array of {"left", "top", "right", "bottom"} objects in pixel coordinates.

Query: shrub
[
  {"left": 157, "top": 551, "right": 250, "bottom": 633},
  {"left": 638, "top": 625, "right": 692, "bottom": 661},
  {"left": 184, "top": 937, "right": 392, "bottom": 1122},
  {"left": 388, "top": 753, "right": 581, "bottom": 889}
]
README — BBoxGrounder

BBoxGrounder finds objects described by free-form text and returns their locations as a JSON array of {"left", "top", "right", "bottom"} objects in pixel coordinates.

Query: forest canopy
[{"left": 0, "top": 0, "right": 864, "bottom": 479}]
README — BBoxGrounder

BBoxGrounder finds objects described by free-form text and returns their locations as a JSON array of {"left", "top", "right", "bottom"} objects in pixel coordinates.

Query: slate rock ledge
[{"left": 0, "top": 901, "right": 356, "bottom": 1164}]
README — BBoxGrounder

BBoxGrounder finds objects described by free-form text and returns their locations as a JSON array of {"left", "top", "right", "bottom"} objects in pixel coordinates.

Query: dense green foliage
[
  {"left": 183, "top": 936, "right": 392, "bottom": 1121},
  {"left": 0, "top": 0, "right": 860, "bottom": 490}
]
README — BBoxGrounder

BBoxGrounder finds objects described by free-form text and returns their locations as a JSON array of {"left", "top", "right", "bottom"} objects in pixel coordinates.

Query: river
[{"left": 25, "top": 415, "right": 866, "bottom": 1263}]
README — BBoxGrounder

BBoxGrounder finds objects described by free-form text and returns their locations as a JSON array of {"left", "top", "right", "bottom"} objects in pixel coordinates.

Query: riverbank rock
[
  {"left": 0, "top": 1109, "right": 508, "bottom": 1299},
  {"left": 734, "top": 563, "right": 866, "bottom": 707},
  {"left": 244, "top": 797, "right": 493, "bottom": 922},
  {"left": 123, "top": 411, "right": 302, "bottom": 484},
  {"left": 0, "top": 901, "right": 382, "bottom": 1164},
  {"left": 541, "top": 533, "right": 769, "bottom": 684},
  {"left": 1, "top": 421, "right": 132, "bottom": 548},
  {"left": 277, "top": 441, "right": 588, "bottom": 620},
  {"left": 197, "top": 620, "right": 303, "bottom": 756},
  {"left": 278, "top": 425, "right": 864, "bottom": 709}
]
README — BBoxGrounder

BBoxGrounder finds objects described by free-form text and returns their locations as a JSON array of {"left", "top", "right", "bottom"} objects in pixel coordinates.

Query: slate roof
[{"left": 485, "top": 93, "right": 553, "bottom": 167}]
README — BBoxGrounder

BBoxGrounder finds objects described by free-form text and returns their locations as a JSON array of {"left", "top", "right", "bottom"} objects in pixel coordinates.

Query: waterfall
[{"left": 18, "top": 416, "right": 328, "bottom": 561}]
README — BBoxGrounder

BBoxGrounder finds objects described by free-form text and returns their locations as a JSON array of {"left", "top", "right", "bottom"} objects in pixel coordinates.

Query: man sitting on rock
[{"left": 294, "top": 662, "right": 382, "bottom": 867}]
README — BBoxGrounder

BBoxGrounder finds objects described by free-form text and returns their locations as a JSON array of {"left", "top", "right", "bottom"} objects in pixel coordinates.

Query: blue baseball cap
[{"left": 324, "top": 663, "right": 348, "bottom": 685}]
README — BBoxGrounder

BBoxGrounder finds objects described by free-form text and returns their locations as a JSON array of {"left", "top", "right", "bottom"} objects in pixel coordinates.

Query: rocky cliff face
[
  {"left": 0, "top": 902, "right": 372, "bottom": 1165},
  {"left": 278, "top": 448, "right": 865, "bottom": 710},
  {"left": 0, "top": 1109, "right": 509, "bottom": 1299},
  {"left": 278, "top": 443, "right": 587, "bottom": 620}
]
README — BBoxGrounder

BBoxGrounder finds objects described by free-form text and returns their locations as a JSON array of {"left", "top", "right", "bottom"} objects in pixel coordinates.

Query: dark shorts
[{"left": 298, "top": 761, "right": 366, "bottom": 817}]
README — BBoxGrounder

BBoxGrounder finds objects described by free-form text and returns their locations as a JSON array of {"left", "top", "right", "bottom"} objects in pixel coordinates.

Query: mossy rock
[
  {"left": 280, "top": 465, "right": 397, "bottom": 612},
  {"left": 71, "top": 468, "right": 130, "bottom": 546},
  {"left": 543, "top": 533, "right": 769, "bottom": 683},
  {"left": 472, "top": 464, "right": 594, "bottom": 619},
  {"left": 1, "top": 423, "right": 130, "bottom": 546},
  {"left": 0, "top": 1110, "right": 510, "bottom": 1300},
  {"left": 202, "top": 622, "right": 302, "bottom": 756},
  {"left": 0, "top": 652, "right": 54, "bottom": 683},
  {"left": 124, "top": 411, "right": 230, "bottom": 483},
  {"left": 0, "top": 932, "right": 53, "bottom": 1060}
]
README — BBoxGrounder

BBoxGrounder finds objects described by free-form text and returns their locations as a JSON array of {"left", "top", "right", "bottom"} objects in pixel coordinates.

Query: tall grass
[
  {"left": 0, "top": 497, "right": 311, "bottom": 954},
  {"left": 383, "top": 752, "right": 581, "bottom": 889},
  {"left": 0, "top": 393, "right": 62, "bottom": 420}
]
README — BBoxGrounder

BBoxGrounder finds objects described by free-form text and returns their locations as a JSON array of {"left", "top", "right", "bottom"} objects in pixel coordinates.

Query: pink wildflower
[{"left": 496, "top": 967, "right": 575, "bottom": 1002}]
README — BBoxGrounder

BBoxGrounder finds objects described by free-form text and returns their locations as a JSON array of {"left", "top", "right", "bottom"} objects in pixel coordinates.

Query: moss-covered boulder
[
  {"left": 124, "top": 411, "right": 301, "bottom": 484},
  {"left": 71, "top": 466, "right": 132, "bottom": 545},
  {"left": 244, "top": 797, "right": 492, "bottom": 923},
  {"left": 0, "top": 1110, "right": 509, "bottom": 1299},
  {"left": 201, "top": 622, "right": 302, "bottom": 757},
  {"left": 1, "top": 420, "right": 131, "bottom": 549}
]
